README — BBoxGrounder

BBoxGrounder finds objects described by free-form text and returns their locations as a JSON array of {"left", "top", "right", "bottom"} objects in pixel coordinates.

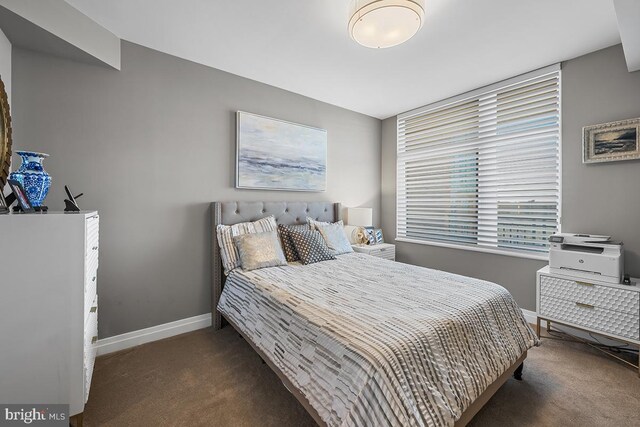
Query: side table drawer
[
  {"left": 352, "top": 244, "right": 396, "bottom": 261},
  {"left": 539, "top": 294, "right": 639, "bottom": 341},
  {"left": 368, "top": 246, "right": 395, "bottom": 260},
  {"left": 539, "top": 275, "right": 639, "bottom": 315}
]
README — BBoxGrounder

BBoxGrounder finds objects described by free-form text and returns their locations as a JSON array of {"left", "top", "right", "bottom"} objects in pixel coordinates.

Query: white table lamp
[{"left": 347, "top": 207, "right": 373, "bottom": 227}]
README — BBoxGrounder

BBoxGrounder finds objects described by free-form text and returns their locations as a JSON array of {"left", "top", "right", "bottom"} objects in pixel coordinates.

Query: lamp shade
[
  {"left": 349, "top": 0, "right": 425, "bottom": 49},
  {"left": 347, "top": 207, "right": 373, "bottom": 227}
]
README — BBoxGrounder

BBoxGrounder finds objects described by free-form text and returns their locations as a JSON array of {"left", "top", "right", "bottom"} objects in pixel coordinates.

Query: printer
[{"left": 548, "top": 233, "right": 624, "bottom": 284}]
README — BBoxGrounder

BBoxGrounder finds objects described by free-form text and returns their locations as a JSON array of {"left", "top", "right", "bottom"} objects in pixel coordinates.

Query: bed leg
[{"left": 513, "top": 363, "right": 524, "bottom": 381}]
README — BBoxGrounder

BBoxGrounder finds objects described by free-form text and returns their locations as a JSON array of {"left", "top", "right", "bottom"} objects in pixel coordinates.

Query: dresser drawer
[
  {"left": 86, "top": 247, "right": 99, "bottom": 273},
  {"left": 86, "top": 244, "right": 99, "bottom": 271},
  {"left": 85, "top": 288, "right": 97, "bottom": 324},
  {"left": 84, "top": 268, "right": 97, "bottom": 320},
  {"left": 84, "top": 301, "right": 98, "bottom": 403},
  {"left": 539, "top": 294, "right": 639, "bottom": 342},
  {"left": 86, "top": 216, "right": 100, "bottom": 257},
  {"left": 539, "top": 275, "right": 639, "bottom": 315}
]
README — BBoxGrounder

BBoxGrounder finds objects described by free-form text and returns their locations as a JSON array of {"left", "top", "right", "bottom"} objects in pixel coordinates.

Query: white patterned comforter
[{"left": 218, "top": 253, "right": 538, "bottom": 427}]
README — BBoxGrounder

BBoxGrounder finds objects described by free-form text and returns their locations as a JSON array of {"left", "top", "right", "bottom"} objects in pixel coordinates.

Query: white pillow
[
  {"left": 217, "top": 216, "right": 277, "bottom": 274},
  {"left": 309, "top": 219, "right": 353, "bottom": 255}
]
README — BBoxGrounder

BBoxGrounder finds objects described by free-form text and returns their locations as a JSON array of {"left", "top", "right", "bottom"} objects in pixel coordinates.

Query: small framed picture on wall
[{"left": 583, "top": 118, "right": 640, "bottom": 163}]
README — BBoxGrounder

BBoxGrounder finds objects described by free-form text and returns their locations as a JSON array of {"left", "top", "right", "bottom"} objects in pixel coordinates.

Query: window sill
[{"left": 395, "top": 237, "right": 549, "bottom": 261}]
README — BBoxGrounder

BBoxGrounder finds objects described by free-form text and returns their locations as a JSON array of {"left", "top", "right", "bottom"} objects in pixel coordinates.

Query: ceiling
[{"left": 64, "top": 0, "right": 621, "bottom": 119}]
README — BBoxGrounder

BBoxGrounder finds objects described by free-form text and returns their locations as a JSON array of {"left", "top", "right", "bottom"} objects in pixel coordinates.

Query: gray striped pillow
[{"left": 217, "top": 216, "right": 278, "bottom": 274}]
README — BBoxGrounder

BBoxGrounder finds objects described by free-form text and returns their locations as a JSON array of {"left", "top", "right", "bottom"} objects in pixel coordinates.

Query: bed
[{"left": 211, "top": 201, "right": 538, "bottom": 427}]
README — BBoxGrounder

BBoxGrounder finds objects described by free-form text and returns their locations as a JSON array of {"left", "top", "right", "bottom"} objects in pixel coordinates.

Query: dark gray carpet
[{"left": 83, "top": 326, "right": 639, "bottom": 426}]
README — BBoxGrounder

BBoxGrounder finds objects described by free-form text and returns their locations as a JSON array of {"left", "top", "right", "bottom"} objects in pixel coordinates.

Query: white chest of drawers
[
  {"left": 536, "top": 266, "right": 640, "bottom": 348},
  {"left": 0, "top": 212, "right": 99, "bottom": 424},
  {"left": 351, "top": 243, "right": 396, "bottom": 260}
]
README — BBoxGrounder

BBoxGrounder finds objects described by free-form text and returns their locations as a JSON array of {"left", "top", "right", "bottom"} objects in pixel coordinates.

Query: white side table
[
  {"left": 536, "top": 266, "right": 639, "bottom": 376},
  {"left": 351, "top": 243, "right": 395, "bottom": 261}
]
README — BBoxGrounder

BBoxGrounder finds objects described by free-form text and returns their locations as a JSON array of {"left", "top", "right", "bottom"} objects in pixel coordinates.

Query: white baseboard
[
  {"left": 95, "top": 308, "right": 540, "bottom": 357},
  {"left": 96, "top": 313, "right": 212, "bottom": 356},
  {"left": 521, "top": 308, "right": 537, "bottom": 325}
]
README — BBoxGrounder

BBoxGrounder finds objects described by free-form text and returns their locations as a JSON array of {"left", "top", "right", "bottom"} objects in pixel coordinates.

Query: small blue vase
[{"left": 9, "top": 151, "right": 51, "bottom": 207}]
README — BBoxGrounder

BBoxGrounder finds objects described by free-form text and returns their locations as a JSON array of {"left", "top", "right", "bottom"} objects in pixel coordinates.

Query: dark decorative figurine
[{"left": 64, "top": 185, "right": 83, "bottom": 213}]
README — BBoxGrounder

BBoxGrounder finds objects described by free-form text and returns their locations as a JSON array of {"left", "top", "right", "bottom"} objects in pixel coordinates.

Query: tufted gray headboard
[{"left": 211, "top": 201, "right": 342, "bottom": 329}]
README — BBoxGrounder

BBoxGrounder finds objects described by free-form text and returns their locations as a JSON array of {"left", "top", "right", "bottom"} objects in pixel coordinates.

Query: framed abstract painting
[{"left": 236, "top": 111, "right": 327, "bottom": 191}]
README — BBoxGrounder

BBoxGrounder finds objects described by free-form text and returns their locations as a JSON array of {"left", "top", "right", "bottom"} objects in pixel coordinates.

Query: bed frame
[{"left": 211, "top": 201, "right": 526, "bottom": 427}]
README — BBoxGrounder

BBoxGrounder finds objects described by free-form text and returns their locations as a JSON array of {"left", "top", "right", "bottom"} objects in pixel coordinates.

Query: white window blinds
[{"left": 397, "top": 65, "right": 561, "bottom": 258}]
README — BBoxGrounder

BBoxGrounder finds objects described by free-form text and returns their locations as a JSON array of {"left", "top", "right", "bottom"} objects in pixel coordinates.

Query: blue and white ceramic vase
[{"left": 9, "top": 151, "right": 51, "bottom": 207}]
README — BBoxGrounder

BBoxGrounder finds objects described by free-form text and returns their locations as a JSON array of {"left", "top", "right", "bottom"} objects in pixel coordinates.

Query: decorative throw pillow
[
  {"left": 315, "top": 221, "right": 353, "bottom": 255},
  {"left": 289, "top": 229, "right": 336, "bottom": 265},
  {"left": 216, "top": 216, "right": 277, "bottom": 274},
  {"left": 306, "top": 217, "right": 329, "bottom": 230},
  {"left": 233, "top": 231, "right": 287, "bottom": 271},
  {"left": 278, "top": 224, "right": 310, "bottom": 262}
]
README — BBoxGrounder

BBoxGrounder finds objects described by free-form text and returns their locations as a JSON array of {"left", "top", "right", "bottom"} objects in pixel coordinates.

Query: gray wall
[
  {"left": 0, "top": 0, "right": 121, "bottom": 69},
  {"left": 13, "top": 42, "right": 381, "bottom": 338},
  {"left": 382, "top": 44, "right": 640, "bottom": 311}
]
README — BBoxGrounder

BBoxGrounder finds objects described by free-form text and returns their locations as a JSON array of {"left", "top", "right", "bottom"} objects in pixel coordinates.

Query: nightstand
[
  {"left": 351, "top": 243, "right": 395, "bottom": 261},
  {"left": 536, "top": 266, "right": 639, "bottom": 376}
]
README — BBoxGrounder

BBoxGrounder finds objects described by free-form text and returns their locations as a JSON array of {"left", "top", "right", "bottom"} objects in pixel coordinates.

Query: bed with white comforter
[{"left": 218, "top": 252, "right": 538, "bottom": 427}]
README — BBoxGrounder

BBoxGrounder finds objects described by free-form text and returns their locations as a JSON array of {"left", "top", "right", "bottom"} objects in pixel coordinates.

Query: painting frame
[
  {"left": 7, "top": 179, "right": 34, "bottom": 213},
  {"left": 582, "top": 118, "right": 640, "bottom": 164},
  {"left": 363, "top": 226, "right": 376, "bottom": 245},
  {"left": 236, "top": 111, "right": 327, "bottom": 192},
  {"left": 374, "top": 229, "right": 384, "bottom": 244},
  {"left": 0, "top": 189, "right": 8, "bottom": 214}
]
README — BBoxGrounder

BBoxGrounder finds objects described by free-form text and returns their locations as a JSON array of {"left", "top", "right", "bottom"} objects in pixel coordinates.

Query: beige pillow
[
  {"left": 233, "top": 231, "right": 287, "bottom": 271},
  {"left": 216, "top": 216, "right": 277, "bottom": 274},
  {"left": 307, "top": 217, "right": 329, "bottom": 230}
]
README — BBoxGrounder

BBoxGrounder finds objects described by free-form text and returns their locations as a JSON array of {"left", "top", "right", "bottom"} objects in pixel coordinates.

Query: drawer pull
[
  {"left": 92, "top": 246, "right": 98, "bottom": 251},
  {"left": 575, "top": 281, "right": 594, "bottom": 287},
  {"left": 575, "top": 302, "right": 595, "bottom": 309},
  {"left": 90, "top": 306, "right": 97, "bottom": 313},
  {"left": 91, "top": 336, "right": 98, "bottom": 344},
  {"left": 92, "top": 276, "right": 96, "bottom": 282}
]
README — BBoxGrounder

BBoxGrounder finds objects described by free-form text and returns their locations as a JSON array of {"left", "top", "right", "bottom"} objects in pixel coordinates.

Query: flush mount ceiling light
[{"left": 349, "top": 0, "right": 425, "bottom": 49}]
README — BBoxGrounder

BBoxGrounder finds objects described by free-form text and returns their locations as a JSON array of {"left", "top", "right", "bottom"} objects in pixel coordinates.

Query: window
[{"left": 397, "top": 65, "right": 561, "bottom": 259}]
